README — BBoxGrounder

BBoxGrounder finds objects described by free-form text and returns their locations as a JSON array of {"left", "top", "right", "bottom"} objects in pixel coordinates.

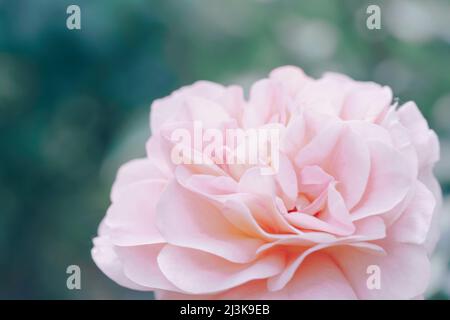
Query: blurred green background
[{"left": 0, "top": 0, "right": 449, "bottom": 299}]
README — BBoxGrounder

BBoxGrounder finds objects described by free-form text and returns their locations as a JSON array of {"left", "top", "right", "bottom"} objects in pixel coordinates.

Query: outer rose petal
[
  {"left": 156, "top": 179, "right": 264, "bottom": 263},
  {"left": 351, "top": 141, "right": 413, "bottom": 220},
  {"left": 92, "top": 233, "right": 148, "bottom": 291},
  {"left": 328, "top": 242, "right": 430, "bottom": 299},
  {"left": 111, "top": 158, "right": 168, "bottom": 201},
  {"left": 105, "top": 181, "right": 166, "bottom": 246},
  {"left": 421, "top": 168, "right": 443, "bottom": 253},
  {"left": 150, "top": 81, "right": 243, "bottom": 133},
  {"left": 156, "top": 253, "right": 356, "bottom": 300},
  {"left": 389, "top": 181, "right": 435, "bottom": 245},
  {"left": 341, "top": 84, "right": 392, "bottom": 121},
  {"left": 114, "top": 244, "right": 178, "bottom": 291},
  {"left": 157, "top": 245, "right": 285, "bottom": 294},
  {"left": 268, "top": 252, "right": 357, "bottom": 299},
  {"left": 397, "top": 102, "right": 440, "bottom": 169},
  {"left": 296, "top": 73, "right": 351, "bottom": 116},
  {"left": 269, "top": 66, "right": 311, "bottom": 98}
]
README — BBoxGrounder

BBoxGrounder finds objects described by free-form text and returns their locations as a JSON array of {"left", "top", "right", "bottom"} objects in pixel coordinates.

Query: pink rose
[{"left": 92, "top": 66, "right": 441, "bottom": 299}]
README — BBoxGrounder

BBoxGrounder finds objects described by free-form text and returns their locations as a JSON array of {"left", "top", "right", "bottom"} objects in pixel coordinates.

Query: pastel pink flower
[{"left": 92, "top": 66, "right": 441, "bottom": 299}]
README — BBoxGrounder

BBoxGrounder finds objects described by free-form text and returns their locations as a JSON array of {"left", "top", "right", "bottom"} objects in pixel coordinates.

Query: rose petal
[
  {"left": 390, "top": 181, "right": 435, "bottom": 245},
  {"left": 156, "top": 180, "right": 263, "bottom": 263},
  {"left": 157, "top": 245, "right": 285, "bottom": 294},
  {"left": 351, "top": 141, "right": 413, "bottom": 220},
  {"left": 115, "top": 244, "right": 178, "bottom": 291},
  {"left": 329, "top": 241, "right": 430, "bottom": 299}
]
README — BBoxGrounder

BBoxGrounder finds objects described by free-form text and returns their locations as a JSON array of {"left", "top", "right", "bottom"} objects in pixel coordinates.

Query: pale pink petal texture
[{"left": 92, "top": 66, "right": 441, "bottom": 300}]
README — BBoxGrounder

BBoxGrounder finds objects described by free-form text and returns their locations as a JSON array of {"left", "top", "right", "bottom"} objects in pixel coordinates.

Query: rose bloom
[{"left": 92, "top": 66, "right": 441, "bottom": 299}]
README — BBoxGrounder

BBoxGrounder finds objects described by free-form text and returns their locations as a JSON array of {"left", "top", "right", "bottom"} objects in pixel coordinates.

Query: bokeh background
[{"left": 0, "top": 0, "right": 449, "bottom": 299}]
